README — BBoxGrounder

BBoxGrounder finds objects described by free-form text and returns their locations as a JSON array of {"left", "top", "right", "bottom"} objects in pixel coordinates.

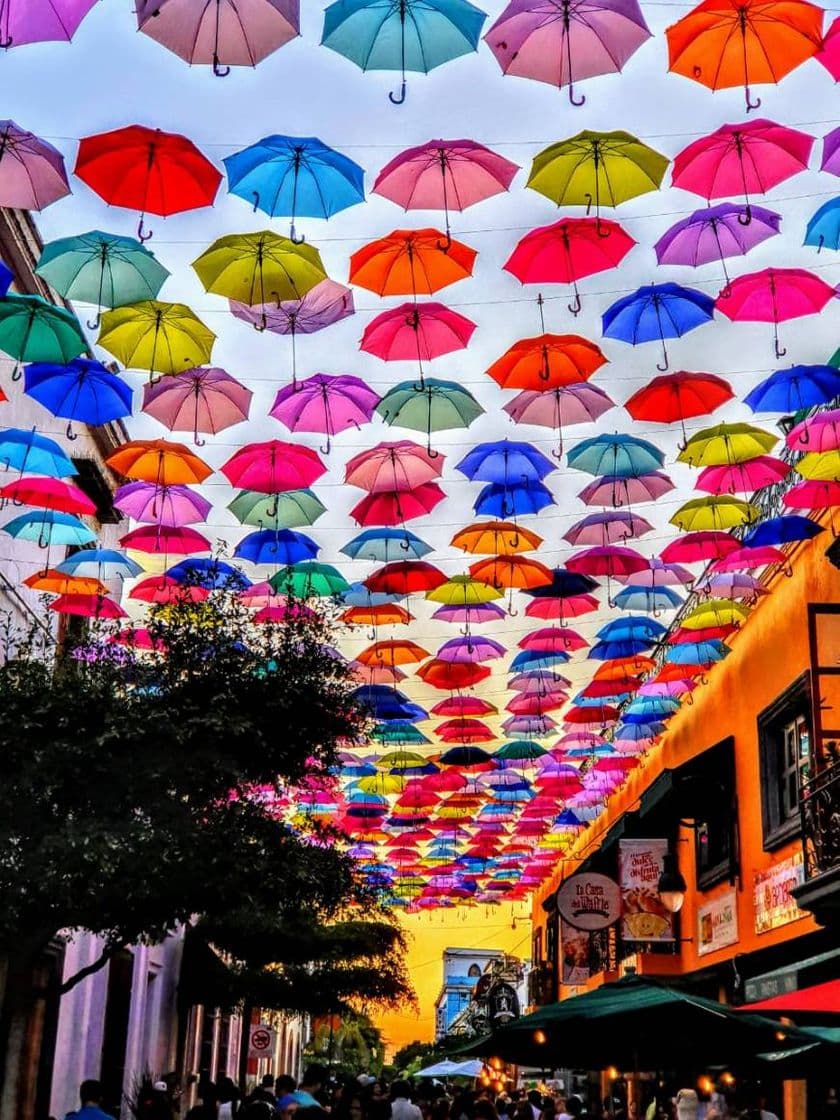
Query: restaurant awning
[
  {"left": 744, "top": 946, "right": 840, "bottom": 1005},
  {"left": 745, "top": 978, "right": 840, "bottom": 1016}
]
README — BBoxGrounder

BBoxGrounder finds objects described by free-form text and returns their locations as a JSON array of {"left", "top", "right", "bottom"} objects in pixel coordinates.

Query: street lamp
[{"left": 657, "top": 852, "right": 687, "bottom": 913}]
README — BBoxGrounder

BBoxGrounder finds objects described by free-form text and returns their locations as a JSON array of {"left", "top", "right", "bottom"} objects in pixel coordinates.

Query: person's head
[
  {"left": 276, "top": 1076, "right": 296, "bottom": 1096},
  {"left": 528, "top": 1092, "right": 542, "bottom": 1110},
  {"left": 303, "top": 1066, "right": 328, "bottom": 1092},
  {"left": 566, "top": 1099, "right": 583, "bottom": 1119},
  {"left": 80, "top": 1082, "right": 103, "bottom": 1106},
  {"left": 262, "top": 1075, "right": 277, "bottom": 1091},
  {"left": 346, "top": 1095, "right": 366, "bottom": 1120},
  {"left": 392, "top": 1082, "right": 413, "bottom": 1101},
  {"left": 217, "top": 1077, "right": 239, "bottom": 1104}
]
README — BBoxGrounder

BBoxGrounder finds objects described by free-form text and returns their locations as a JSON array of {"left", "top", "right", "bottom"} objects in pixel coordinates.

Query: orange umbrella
[
  {"left": 24, "top": 569, "right": 107, "bottom": 596},
  {"left": 468, "top": 555, "right": 553, "bottom": 590},
  {"left": 349, "top": 229, "right": 476, "bottom": 296},
  {"left": 106, "top": 438, "right": 212, "bottom": 485},
  {"left": 667, "top": 0, "right": 823, "bottom": 112},
  {"left": 416, "top": 659, "right": 492, "bottom": 690},
  {"left": 452, "top": 520, "right": 542, "bottom": 556},
  {"left": 594, "top": 655, "right": 656, "bottom": 681},
  {"left": 341, "top": 604, "right": 414, "bottom": 626},
  {"left": 356, "top": 639, "right": 430, "bottom": 666},
  {"left": 486, "top": 333, "right": 606, "bottom": 390}
]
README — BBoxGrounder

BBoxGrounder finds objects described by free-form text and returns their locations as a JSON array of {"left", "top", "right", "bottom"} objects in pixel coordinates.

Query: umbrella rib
[{"left": 360, "top": 2, "right": 400, "bottom": 71}]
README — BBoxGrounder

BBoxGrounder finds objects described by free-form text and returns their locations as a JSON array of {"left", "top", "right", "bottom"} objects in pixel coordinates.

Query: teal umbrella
[
  {"left": 377, "top": 378, "right": 483, "bottom": 453},
  {"left": 227, "top": 488, "right": 326, "bottom": 529},
  {"left": 322, "top": 0, "right": 488, "bottom": 103},
  {"left": 270, "top": 561, "right": 349, "bottom": 597},
  {"left": 0, "top": 294, "right": 86, "bottom": 377},
  {"left": 3, "top": 510, "right": 95, "bottom": 549},
  {"left": 35, "top": 230, "right": 170, "bottom": 327}
]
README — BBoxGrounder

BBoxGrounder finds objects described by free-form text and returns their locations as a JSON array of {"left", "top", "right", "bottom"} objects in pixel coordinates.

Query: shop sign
[
  {"left": 618, "top": 839, "right": 674, "bottom": 942},
  {"left": 560, "top": 918, "right": 590, "bottom": 985},
  {"left": 556, "top": 872, "right": 621, "bottom": 931},
  {"left": 248, "top": 1023, "right": 275, "bottom": 1059},
  {"left": 697, "top": 889, "right": 739, "bottom": 957},
  {"left": 753, "top": 854, "right": 806, "bottom": 935}
]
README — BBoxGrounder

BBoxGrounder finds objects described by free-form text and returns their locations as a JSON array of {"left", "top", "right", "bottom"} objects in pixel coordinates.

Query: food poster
[
  {"left": 560, "top": 918, "right": 591, "bottom": 984},
  {"left": 618, "top": 838, "right": 674, "bottom": 942}
]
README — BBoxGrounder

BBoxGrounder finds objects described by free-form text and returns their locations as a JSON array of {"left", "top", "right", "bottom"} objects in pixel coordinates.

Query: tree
[{"left": 0, "top": 593, "right": 413, "bottom": 1099}]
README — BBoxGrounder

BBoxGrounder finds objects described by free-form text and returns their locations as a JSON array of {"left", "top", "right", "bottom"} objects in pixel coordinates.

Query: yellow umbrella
[
  {"left": 356, "top": 773, "right": 405, "bottom": 794},
  {"left": 451, "top": 520, "right": 542, "bottom": 556},
  {"left": 374, "top": 750, "right": 431, "bottom": 771},
  {"left": 425, "top": 574, "right": 503, "bottom": 605},
  {"left": 682, "top": 599, "right": 751, "bottom": 629},
  {"left": 98, "top": 300, "right": 215, "bottom": 377},
  {"left": 670, "top": 495, "right": 759, "bottom": 532},
  {"left": 795, "top": 451, "right": 840, "bottom": 481},
  {"left": 678, "top": 422, "right": 778, "bottom": 467},
  {"left": 192, "top": 231, "right": 326, "bottom": 306}
]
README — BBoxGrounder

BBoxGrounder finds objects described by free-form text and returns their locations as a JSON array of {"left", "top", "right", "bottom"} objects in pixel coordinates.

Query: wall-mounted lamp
[{"left": 657, "top": 851, "right": 688, "bottom": 913}]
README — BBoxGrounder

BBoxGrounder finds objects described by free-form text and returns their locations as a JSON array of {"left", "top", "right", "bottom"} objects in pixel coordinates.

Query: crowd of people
[{"left": 63, "top": 1067, "right": 786, "bottom": 1120}]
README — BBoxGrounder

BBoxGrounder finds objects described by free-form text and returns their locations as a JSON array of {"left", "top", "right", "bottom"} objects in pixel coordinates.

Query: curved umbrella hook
[
  {"left": 567, "top": 288, "right": 582, "bottom": 317},
  {"left": 389, "top": 80, "right": 407, "bottom": 105},
  {"left": 568, "top": 80, "right": 585, "bottom": 107},
  {"left": 437, "top": 230, "right": 453, "bottom": 253},
  {"left": 773, "top": 324, "right": 787, "bottom": 360},
  {"left": 11, "top": 363, "right": 22, "bottom": 382},
  {"left": 65, "top": 422, "right": 78, "bottom": 443},
  {"left": 289, "top": 221, "right": 306, "bottom": 246},
  {"left": 213, "top": 54, "right": 231, "bottom": 77},
  {"left": 737, "top": 204, "right": 753, "bottom": 227},
  {"left": 137, "top": 216, "right": 153, "bottom": 243},
  {"left": 744, "top": 85, "right": 761, "bottom": 112},
  {"left": 320, "top": 435, "right": 332, "bottom": 455},
  {"left": 656, "top": 336, "right": 669, "bottom": 373}
]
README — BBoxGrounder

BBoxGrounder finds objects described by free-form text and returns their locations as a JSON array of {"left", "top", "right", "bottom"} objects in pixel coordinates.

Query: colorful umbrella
[
  {"left": 351, "top": 484, "right": 446, "bottom": 526},
  {"left": 457, "top": 439, "right": 555, "bottom": 484},
  {"left": 716, "top": 268, "right": 835, "bottom": 357},
  {"left": 193, "top": 231, "right": 327, "bottom": 307},
  {"left": 321, "top": 0, "right": 488, "bottom": 103},
  {"left": 75, "top": 125, "right": 222, "bottom": 241},
  {"left": 35, "top": 231, "right": 170, "bottom": 327},
  {"left": 602, "top": 283, "right": 715, "bottom": 370},
  {"left": 121, "top": 525, "right": 211, "bottom": 556},
  {"left": 224, "top": 135, "right": 364, "bottom": 239},
  {"left": 23, "top": 568, "right": 105, "bottom": 595},
  {"left": 578, "top": 471, "right": 674, "bottom": 507},
  {"left": 345, "top": 440, "right": 443, "bottom": 492},
  {"left": 222, "top": 440, "right": 326, "bottom": 492},
  {"left": 115, "top": 481, "right": 212, "bottom": 526},
  {"left": 271, "top": 373, "right": 379, "bottom": 452},
  {"left": 270, "top": 561, "right": 349, "bottom": 598},
  {"left": 342, "top": 529, "right": 432, "bottom": 562},
  {"left": 3, "top": 509, "right": 95, "bottom": 548},
  {"left": 48, "top": 593, "right": 127, "bottom": 620},
  {"left": 361, "top": 302, "right": 476, "bottom": 382},
  {"left": 486, "top": 332, "right": 607, "bottom": 390},
  {"left": 426, "top": 574, "right": 502, "bottom": 605},
  {"left": 365, "top": 560, "right": 447, "bottom": 594},
  {"left": 0, "top": 120, "right": 70, "bottom": 210},
  {"left": 624, "top": 371, "right": 733, "bottom": 444},
  {"left": 0, "top": 295, "right": 86, "bottom": 376},
  {"left": 654, "top": 204, "right": 781, "bottom": 291},
  {"left": 805, "top": 198, "right": 840, "bottom": 253},
  {"left": 484, "top": 0, "right": 651, "bottom": 104},
  {"left": 786, "top": 409, "right": 840, "bottom": 453},
  {"left": 696, "top": 455, "right": 789, "bottom": 493},
  {"left": 679, "top": 421, "right": 778, "bottom": 466},
  {"left": 373, "top": 138, "right": 518, "bottom": 243},
  {"left": 228, "top": 489, "right": 325, "bottom": 529},
  {"left": 107, "top": 439, "right": 212, "bottom": 485},
  {"left": 23, "top": 358, "right": 133, "bottom": 438},
  {"left": 452, "top": 521, "right": 542, "bottom": 555},
  {"left": 350, "top": 229, "right": 476, "bottom": 296},
  {"left": 567, "top": 433, "right": 663, "bottom": 478},
  {"left": 565, "top": 510, "right": 653, "bottom": 546},
  {"left": 0, "top": 427, "right": 75, "bottom": 477},
  {"left": 234, "top": 528, "right": 319, "bottom": 566},
  {"left": 474, "top": 480, "right": 555, "bottom": 518},
  {"left": 98, "top": 301, "right": 215, "bottom": 378},
  {"left": 527, "top": 130, "right": 669, "bottom": 220},
  {"left": 823, "top": 127, "right": 840, "bottom": 176},
  {"left": 377, "top": 379, "right": 483, "bottom": 450},
  {"left": 0, "top": 476, "right": 95, "bottom": 515},
  {"left": 818, "top": 15, "right": 840, "bottom": 79},
  {"left": 130, "top": 576, "right": 208, "bottom": 604},
  {"left": 0, "top": 0, "right": 98, "bottom": 47},
  {"left": 503, "top": 384, "right": 614, "bottom": 457},
  {"left": 671, "top": 495, "right": 759, "bottom": 531},
  {"left": 142, "top": 367, "right": 252, "bottom": 446},
  {"left": 136, "top": 0, "right": 299, "bottom": 74},
  {"left": 745, "top": 364, "right": 840, "bottom": 414}
]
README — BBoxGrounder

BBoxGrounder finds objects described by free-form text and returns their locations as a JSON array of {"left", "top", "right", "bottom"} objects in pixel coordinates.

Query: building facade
[{"left": 434, "top": 949, "right": 508, "bottom": 1039}]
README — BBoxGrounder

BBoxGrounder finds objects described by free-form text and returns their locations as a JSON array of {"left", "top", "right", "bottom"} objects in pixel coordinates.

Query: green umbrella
[
  {"left": 493, "top": 739, "right": 547, "bottom": 763},
  {"left": 527, "top": 131, "right": 669, "bottom": 220},
  {"left": 463, "top": 974, "right": 828, "bottom": 1070},
  {"left": 228, "top": 488, "right": 327, "bottom": 529},
  {"left": 0, "top": 294, "right": 86, "bottom": 378},
  {"left": 377, "top": 378, "right": 484, "bottom": 453},
  {"left": 370, "top": 723, "right": 431, "bottom": 746},
  {"left": 270, "top": 561, "right": 349, "bottom": 598}
]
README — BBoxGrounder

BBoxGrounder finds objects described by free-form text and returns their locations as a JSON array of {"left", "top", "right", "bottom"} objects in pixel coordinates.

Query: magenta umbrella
[
  {"left": 716, "top": 267, "right": 836, "bottom": 358},
  {"left": 787, "top": 409, "right": 840, "bottom": 453},
  {"left": 822, "top": 126, "right": 840, "bottom": 177},
  {"left": 614, "top": 557, "right": 693, "bottom": 587},
  {"left": 0, "top": 120, "right": 70, "bottom": 210},
  {"left": 270, "top": 373, "right": 380, "bottom": 453},
  {"left": 660, "top": 531, "right": 740, "bottom": 563},
  {"left": 431, "top": 602, "right": 506, "bottom": 624},
  {"left": 221, "top": 440, "right": 326, "bottom": 493},
  {"left": 567, "top": 545, "right": 649, "bottom": 580},
  {"left": 361, "top": 301, "right": 476, "bottom": 366},
  {"left": 784, "top": 479, "right": 840, "bottom": 510},
  {"left": 696, "top": 455, "right": 789, "bottom": 495},
  {"left": 564, "top": 510, "right": 653, "bottom": 546},
  {"left": 484, "top": 0, "right": 651, "bottom": 105},
  {"left": 373, "top": 139, "right": 519, "bottom": 245},
  {"left": 577, "top": 471, "right": 674, "bottom": 507},
  {"left": 0, "top": 0, "right": 98, "bottom": 47},
  {"left": 114, "top": 481, "right": 212, "bottom": 526},
  {"left": 142, "top": 367, "right": 253, "bottom": 446},
  {"left": 230, "top": 278, "right": 354, "bottom": 387},
  {"left": 120, "top": 525, "right": 212, "bottom": 555}
]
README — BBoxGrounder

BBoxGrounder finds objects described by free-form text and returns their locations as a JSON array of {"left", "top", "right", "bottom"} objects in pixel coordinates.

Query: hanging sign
[
  {"left": 618, "top": 838, "right": 674, "bottom": 942},
  {"left": 753, "top": 854, "right": 806, "bottom": 934},
  {"left": 248, "top": 1024, "right": 276, "bottom": 1059},
  {"left": 560, "top": 918, "right": 591, "bottom": 985},
  {"left": 556, "top": 873, "right": 621, "bottom": 931},
  {"left": 697, "top": 889, "right": 739, "bottom": 956}
]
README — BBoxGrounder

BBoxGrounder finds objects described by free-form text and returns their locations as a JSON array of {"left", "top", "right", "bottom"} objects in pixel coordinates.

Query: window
[
  {"left": 686, "top": 738, "right": 736, "bottom": 891},
  {"left": 467, "top": 963, "right": 482, "bottom": 978},
  {"left": 758, "top": 673, "right": 812, "bottom": 850}
]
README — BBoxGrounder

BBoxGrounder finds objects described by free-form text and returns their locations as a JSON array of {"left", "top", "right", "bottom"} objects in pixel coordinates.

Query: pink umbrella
[
  {"left": 504, "top": 384, "right": 615, "bottom": 445},
  {"left": 350, "top": 484, "right": 446, "bottom": 527},
  {"left": 784, "top": 479, "right": 840, "bottom": 510},
  {"left": 696, "top": 455, "right": 789, "bottom": 494},
  {"left": 711, "top": 544, "right": 785, "bottom": 571},
  {"left": 114, "top": 481, "right": 212, "bottom": 526},
  {"left": 432, "top": 602, "right": 506, "bottom": 624},
  {"left": 0, "top": 0, "right": 98, "bottom": 47},
  {"left": 230, "top": 278, "right": 354, "bottom": 387},
  {"left": 614, "top": 557, "right": 693, "bottom": 586},
  {"left": 507, "top": 692, "right": 568, "bottom": 714},
  {"left": 817, "top": 16, "right": 840, "bottom": 81},
  {"left": 672, "top": 119, "right": 814, "bottom": 220},
  {"left": 361, "top": 302, "right": 476, "bottom": 368},
  {"left": 716, "top": 267, "right": 836, "bottom": 358},
  {"left": 49, "top": 593, "right": 127, "bottom": 619},
  {"left": 373, "top": 139, "right": 519, "bottom": 245},
  {"left": 567, "top": 545, "right": 649, "bottom": 580},
  {"left": 0, "top": 120, "right": 70, "bottom": 210},
  {"left": 142, "top": 366, "right": 253, "bottom": 446},
  {"left": 564, "top": 510, "right": 653, "bottom": 546},
  {"left": 0, "top": 475, "right": 95, "bottom": 515},
  {"left": 130, "top": 575, "right": 209, "bottom": 604},
  {"left": 786, "top": 408, "right": 840, "bottom": 452},
  {"left": 255, "top": 603, "right": 316, "bottom": 624},
  {"left": 484, "top": 0, "right": 651, "bottom": 105},
  {"left": 822, "top": 126, "right": 840, "bottom": 176},
  {"left": 660, "top": 530, "right": 740, "bottom": 562},
  {"left": 577, "top": 471, "right": 674, "bottom": 507},
  {"left": 221, "top": 440, "right": 326, "bottom": 492},
  {"left": 120, "top": 525, "right": 211, "bottom": 555},
  {"left": 238, "top": 580, "right": 285, "bottom": 608},
  {"left": 270, "top": 373, "right": 379, "bottom": 452},
  {"left": 524, "top": 592, "right": 599, "bottom": 620},
  {"left": 701, "top": 572, "right": 768, "bottom": 600},
  {"left": 344, "top": 440, "right": 443, "bottom": 492},
  {"left": 519, "top": 626, "right": 587, "bottom": 651},
  {"left": 111, "top": 628, "right": 167, "bottom": 652}
]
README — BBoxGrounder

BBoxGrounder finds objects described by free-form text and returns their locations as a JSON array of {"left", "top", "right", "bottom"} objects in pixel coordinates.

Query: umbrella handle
[
  {"left": 254, "top": 312, "right": 268, "bottom": 333},
  {"left": 65, "top": 422, "right": 78, "bottom": 442},
  {"left": 0, "top": 35, "right": 11, "bottom": 47},
  {"left": 437, "top": 231, "right": 452, "bottom": 253},
  {"left": 137, "top": 217, "right": 153, "bottom": 242},
  {"left": 213, "top": 54, "right": 231, "bottom": 77},
  {"left": 11, "top": 363, "right": 21, "bottom": 382},
  {"left": 290, "top": 222, "right": 306, "bottom": 245},
  {"left": 86, "top": 312, "right": 101, "bottom": 331},
  {"left": 320, "top": 436, "right": 332, "bottom": 455},
  {"left": 567, "top": 290, "right": 581, "bottom": 317},
  {"left": 567, "top": 81, "right": 585, "bottom": 107},
  {"left": 149, "top": 370, "right": 162, "bottom": 385},
  {"left": 194, "top": 435, "right": 206, "bottom": 448},
  {"left": 744, "top": 86, "right": 761, "bottom": 112},
  {"left": 737, "top": 205, "right": 752, "bottom": 227},
  {"left": 389, "top": 80, "right": 407, "bottom": 104}
]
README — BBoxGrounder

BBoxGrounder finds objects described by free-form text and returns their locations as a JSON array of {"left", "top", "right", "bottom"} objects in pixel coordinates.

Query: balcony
[{"left": 791, "top": 760, "right": 840, "bottom": 925}]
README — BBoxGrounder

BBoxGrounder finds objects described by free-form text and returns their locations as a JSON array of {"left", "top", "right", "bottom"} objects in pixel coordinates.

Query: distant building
[{"left": 434, "top": 948, "right": 505, "bottom": 1039}]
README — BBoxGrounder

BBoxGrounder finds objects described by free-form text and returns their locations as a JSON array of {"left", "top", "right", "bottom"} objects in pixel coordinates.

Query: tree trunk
[{"left": 0, "top": 945, "right": 46, "bottom": 1120}]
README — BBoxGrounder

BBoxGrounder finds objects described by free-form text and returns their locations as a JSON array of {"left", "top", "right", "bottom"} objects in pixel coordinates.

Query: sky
[{"left": 3, "top": 0, "right": 840, "bottom": 1051}]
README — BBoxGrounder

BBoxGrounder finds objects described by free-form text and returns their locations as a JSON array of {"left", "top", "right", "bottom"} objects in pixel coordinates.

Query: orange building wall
[{"left": 532, "top": 527, "right": 840, "bottom": 983}]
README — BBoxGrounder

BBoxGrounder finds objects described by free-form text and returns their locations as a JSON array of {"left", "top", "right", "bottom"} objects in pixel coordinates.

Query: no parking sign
[{"left": 248, "top": 1024, "right": 275, "bottom": 1059}]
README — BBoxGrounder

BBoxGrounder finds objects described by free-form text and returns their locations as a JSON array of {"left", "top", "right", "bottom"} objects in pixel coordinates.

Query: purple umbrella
[
  {"left": 503, "top": 383, "right": 615, "bottom": 457},
  {"left": 142, "top": 367, "right": 253, "bottom": 446},
  {"left": 431, "top": 602, "right": 506, "bottom": 624},
  {"left": 484, "top": 0, "right": 651, "bottom": 105},
  {"left": 0, "top": 0, "right": 98, "bottom": 47},
  {"left": 564, "top": 510, "right": 654, "bottom": 546},
  {"left": 654, "top": 203, "right": 781, "bottom": 292},
  {"left": 114, "top": 481, "right": 212, "bottom": 527},
  {"left": 230, "top": 277, "right": 354, "bottom": 387},
  {"left": 0, "top": 120, "right": 70, "bottom": 210},
  {"left": 613, "top": 557, "right": 694, "bottom": 587},
  {"left": 270, "top": 373, "right": 380, "bottom": 453},
  {"left": 577, "top": 471, "right": 674, "bottom": 507},
  {"left": 822, "top": 127, "right": 840, "bottom": 178},
  {"left": 436, "top": 635, "right": 507, "bottom": 662}
]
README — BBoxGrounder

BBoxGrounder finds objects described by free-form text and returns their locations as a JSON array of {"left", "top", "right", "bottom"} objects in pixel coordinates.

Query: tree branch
[{"left": 59, "top": 941, "right": 123, "bottom": 995}]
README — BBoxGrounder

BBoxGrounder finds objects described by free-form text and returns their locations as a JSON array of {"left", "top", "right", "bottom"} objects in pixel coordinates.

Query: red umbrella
[
  {"left": 49, "top": 593, "right": 127, "bottom": 619},
  {"left": 435, "top": 718, "right": 495, "bottom": 743},
  {"left": 431, "top": 696, "right": 497, "bottom": 717},
  {"left": 624, "top": 371, "right": 733, "bottom": 444},
  {"left": 524, "top": 592, "right": 600, "bottom": 620},
  {"left": 130, "top": 575, "right": 209, "bottom": 604},
  {"left": 661, "top": 531, "right": 740, "bottom": 562},
  {"left": 504, "top": 217, "right": 635, "bottom": 314},
  {"left": 564, "top": 704, "right": 619, "bottom": 724},
  {"left": 486, "top": 333, "right": 607, "bottom": 389},
  {"left": 350, "top": 484, "right": 446, "bottom": 526},
  {"left": 75, "top": 125, "right": 222, "bottom": 240},
  {"left": 364, "top": 561, "right": 447, "bottom": 595},
  {"left": 417, "top": 660, "right": 491, "bottom": 690},
  {"left": 716, "top": 267, "right": 835, "bottom": 358}
]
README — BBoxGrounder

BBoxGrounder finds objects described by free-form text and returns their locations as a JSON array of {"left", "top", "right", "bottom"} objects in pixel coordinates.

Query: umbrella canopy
[
  {"left": 342, "top": 529, "right": 432, "bottom": 562},
  {"left": 679, "top": 421, "right": 778, "bottom": 466},
  {"left": 228, "top": 489, "right": 325, "bottom": 530},
  {"left": 362, "top": 302, "right": 476, "bottom": 363},
  {"left": 654, "top": 204, "right": 781, "bottom": 288},
  {"left": 0, "top": 120, "right": 70, "bottom": 211},
  {"left": 486, "top": 333, "right": 607, "bottom": 391},
  {"left": 98, "top": 301, "right": 215, "bottom": 377},
  {"left": 716, "top": 268, "right": 835, "bottom": 358},
  {"left": 805, "top": 198, "right": 840, "bottom": 253},
  {"left": 193, "top": 232, "right": 327, "bottom": 306},
  {"left": 0, "top": 427, "right": 75, "bottom": 477},
  {"left": 345, "top": 440, "right": 443, "bottom": 492},
  {"left": 377, "top": 379, "right": 484, "bottom": 448},
  {"left": 745, "top": 365, "right": 840, "bottom": 414},
  {"left": 271, "top": 373, "right": 379, "bottom": 452},
  {"left": 602, "top": 283, "right": 715, "bottom": 370},
  {"left": 23, "top": 358, "right": 133, "bottom": 437},
  {"left": 567, "top": 433, "right": 664, "bottom": 478},
  {"left": 625, "top": 371, "right": 733, "bottom": 434},
  {"left": 350, "top": 229, "right": 476, "bottom": 295},
  {"left": 142, "top": 367, "right": 252, "bottom": 445},
  {"left": 115, "top": 482, "right": 212, "bottom": 527},
  {"left": 221, "top": 440, "right": 326, "bottom": 492},
  {"left": 0, "top": 0, "right": 98, "bottom": 47},
  {"left": 107, "top": 438, "right": 213, "bottom": 485},
  {"left": 1, "top": 476, "right": 95, "bottom": 516},
  {"left": 3, "top": 509, "right": 96, "bottom": 548},
  {"left": 0, "top": 294, "right": 86, "bottom": 372}
]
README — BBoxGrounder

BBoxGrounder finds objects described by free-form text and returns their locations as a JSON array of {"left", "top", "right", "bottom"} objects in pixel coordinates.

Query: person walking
[
  {"left": 63, "top": 1081, "right": 114, "bottom": 1120},
  {"left": 391, "top": 1081, "right": 422, "bottom": 1120}
]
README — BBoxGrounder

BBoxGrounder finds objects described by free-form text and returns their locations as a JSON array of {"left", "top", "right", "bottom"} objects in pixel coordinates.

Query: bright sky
[{"left": 5, "top": 0, "right": 840, "bottom": 1048}]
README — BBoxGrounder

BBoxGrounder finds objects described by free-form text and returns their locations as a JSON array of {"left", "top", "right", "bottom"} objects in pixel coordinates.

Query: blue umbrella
[
  {"left": 589, "top": 637, "right": 654, "bottom": 660},
  {"left": 342, "top": 581, "right": 405, "bottom": 606},
  {"left": 614, "top": 721, "right": 665, "bottom": 740},
  {"left": 166, "top": 558, "right": 251, "bottom": 589},
  {"left": 23, "top": 358, "right": 134, "bottom": 439},
  {"left": 744, "top": 364, "right": 840, "bottom": 414},
  {"left": 567, "top": 433, "right": 664, "bottom": 478},
  {"left": 353, "top": 684, "right": 428, "bottom": 721},
  {"left": 342, "top": 528, "right": 432, "bottom": 562},
  {"left": 597, "top": 615, "right": 667, "bottom": 641},
  {"left": 0, "top": 259, "right": 11, "bottom": 298},
  {"left": 509, "top": 649, "right": 570, "bottom": 671},
  {"left": 57, "top": 549, "right": 143, "bottom": 579},
  {"left": 602, "top": 282, "right": 715, "bottom": 371},
  {"left": 624, "top": 697, "right": 681, "bottom": 717},
  {"left": 457, "top": 439, "right": 555, "bottom": 484},
  {"left": 224, "top": 135, "right": 365, "bottom": 241},
  {"left": 524, "top": 567, "right": 598, "bottom": 598},
  {"left": 743, "top": 515, "right": 824, "bottom": 547},
  {"left": 3, "top": 510, "right": 95, "bottom": 549},
  {"left": 613, "top": 585, "right": 683, "bottom": 612},
  {"left": 322, "top": 0, "right": 488, "bottom": 104},
  {"left": 621, "top": 709, "right": 672, "bottom": 725},
  {"left": 572, "top": 692, "right": 624, "bottom": 707},
  {"left": 0, "top": 427, "right": 75, "bottom": 477},
  {"left": 664, "top": 640, "right": 728, "bottom": 664},
  {"left": 805, "top": 198, "right": 840, "bottom": 252},
  {"left": 233, "top": 528, "right": 319, "bottom": 566},
  {"left": 474, "top": 480, "right": 554, "bottom": 518}
]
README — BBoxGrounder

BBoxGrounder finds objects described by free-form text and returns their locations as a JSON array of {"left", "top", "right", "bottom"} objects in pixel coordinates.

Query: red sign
[{"left": 248, "top": 1024, "right": 275, "bottom": 1059}]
